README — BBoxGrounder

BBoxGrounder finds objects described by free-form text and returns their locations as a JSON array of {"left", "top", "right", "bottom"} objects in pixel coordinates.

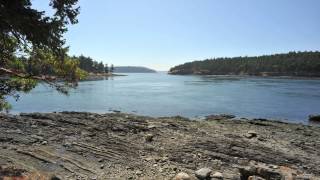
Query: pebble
[
  {"left": 135, "top": 170, "right": 143, "bottom": 176},
  {"left": 31, "top": 135, "right": 44, "bottom": 141},
  {"left": 269, "top": 165, "right": 279, "bottom": 169},
  {"left": 246, "top": 130, "right": 258, "bottom": 138},
  {"left": 147, "top": 125, "right": 156, "bottom": 129},
  {"left": 145, "top": 134, "right": 154, "bottom": 142},
  {"left": 90, "top": 176, "right": 97, "bottom": 180},
  {"left": 41, "top": 141, "right": 48, "bottom": 145},
  {"left": 248, "top": 176, "right": 266, "bottom": 180},
  {"left": 174, "top": 172, "right": 191, "bottom": 180},
  {"left": 195, "top": 168, "right": 212, "bottom": 179}
]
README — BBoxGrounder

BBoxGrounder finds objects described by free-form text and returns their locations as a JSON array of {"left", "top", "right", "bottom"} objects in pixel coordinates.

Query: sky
[{"left": 33, "top": 0, "right": 320, "bottom": 71}]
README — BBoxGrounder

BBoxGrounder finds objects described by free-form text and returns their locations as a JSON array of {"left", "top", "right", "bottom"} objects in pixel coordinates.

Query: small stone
[
  {"left": 147, "top": 125, "right": 156, "bottom": 129},
  {"left": 195, "top": 168, "right": 212, "bottom": 179},
  {"left": 174, "top": 172, "right": 191, "bottom": 180},
  {"left": 31, "top": 135, "right": 44, "bottom": 141},
  {"left": 295, "top": 174, "right": 313, "bottom": 180},
  {"left": 246, "top": 130, "right": 257, "bottom": 138},
  {"left": 100, "top": 164, "right": 104, "bottom": 169},
  {"left": 145, "top": 157, "right": 153, "bottom": 161},
  {"left": 135, "top": 170, "right": 143, "bottom": 176},
  {"left": 269, "top": 165, "right": 278, "bottom": 169},
  {"left": 41, "top": 141, "right": 48, "bottom": 145},
  {"left": 211, "top": 172, "right": 223, "bottom": 179},
  {"left": 63, "top": 142, "right": 72, "bottom": 148},
  {"left": 161, "top": 156, "right": 169, "bottom": 162},
  {"left": 31, "top": 125, "right": 38, "bottom": 128},
  {"left": 155, "top": 157, "right": 161, "bottom": 162},
  {"left": 248, "top": 176, "right": 266, "bottom": 180},
  {"left": 50, "top": 175, "right": 61, "bottom": 180},
  {"left": 145, "top": 134, "right": 154, "bottom": 142},
  {"left": 98, "top": 158, "right": 104, "bottom": 162},
  {"left": 159, "top": 168, "right": 164, "bottom": 173}
]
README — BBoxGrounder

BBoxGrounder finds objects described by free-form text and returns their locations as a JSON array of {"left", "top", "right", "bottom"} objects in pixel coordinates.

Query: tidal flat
[{"left": 0, "top": 112, "right": 319, "bottom": 179}]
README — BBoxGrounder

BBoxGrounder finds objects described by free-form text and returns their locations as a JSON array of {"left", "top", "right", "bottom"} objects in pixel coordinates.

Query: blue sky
[{"left": 33, "top": 0, "right": 320, "bottom": 71}]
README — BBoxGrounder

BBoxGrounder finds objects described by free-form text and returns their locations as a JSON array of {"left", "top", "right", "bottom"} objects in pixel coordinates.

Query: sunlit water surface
[{"left": 9, "top": 73, "right": 320, "bottom": 124}]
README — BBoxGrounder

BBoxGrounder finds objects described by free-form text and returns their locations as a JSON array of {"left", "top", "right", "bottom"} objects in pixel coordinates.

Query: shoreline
[
  {"left": 8, "top": 110, "right": 318, "bottom": 126},
  {"left": 168, "top": 73, "right": 320, "bottom": 80},
  {"left": 0, "top": 112, "right": 319, "bottom": 179},
  {"left": 80, "top": 73, "right": 127, "bottom": 81}
]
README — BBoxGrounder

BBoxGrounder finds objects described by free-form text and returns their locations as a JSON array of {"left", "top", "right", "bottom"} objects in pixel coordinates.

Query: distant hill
[
  {"left": 114, "top": 66, "right": 157, "bottom": 73},
  {"left": 169, "top": 51, "right": 320, "bottom": 77}
]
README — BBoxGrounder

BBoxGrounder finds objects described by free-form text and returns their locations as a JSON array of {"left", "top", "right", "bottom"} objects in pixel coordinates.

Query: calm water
[{"left": 8, "top": 73, "right": 320, "bottom": 124}]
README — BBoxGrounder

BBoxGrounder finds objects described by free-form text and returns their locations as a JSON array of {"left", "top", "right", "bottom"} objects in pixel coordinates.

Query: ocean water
[{"left": 8, "top": 73, "right": 320, "bottom": 124}]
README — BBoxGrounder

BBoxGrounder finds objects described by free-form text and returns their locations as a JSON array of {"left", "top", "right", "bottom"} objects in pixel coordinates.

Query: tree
[
  {"left": 0, "top": 0, "right": 80, "bottom": 111},
  {"left": 97, "top": 61, "right": 105, "bottom": 73},
  {"left": 169, "top": 51, "right": 320, "bottom": 77},
  {"left": 110, "top": 64, "right": 114, "bottom": 73},
  {"left": 76, "top": 55, "right": 106, "bottom": 73},
  {"left": 105, "top": 63, "right": 109, "bottom": 74}
]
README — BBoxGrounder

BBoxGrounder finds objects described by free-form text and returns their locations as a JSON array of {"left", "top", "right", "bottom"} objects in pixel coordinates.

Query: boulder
[
  {"left": 309, "top": 114, "right": 320, "bottom": 121},
  {"left": 238, "top": 163, "right": 282, "bottom": 180},
  {"left": 195, "top": 168, "right": 212, "bottom": 179}
]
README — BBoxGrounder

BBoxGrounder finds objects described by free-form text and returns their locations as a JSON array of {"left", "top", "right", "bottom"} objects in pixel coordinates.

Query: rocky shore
[{"left": 0, "top": 112, "right": 319, "bottom": 179}]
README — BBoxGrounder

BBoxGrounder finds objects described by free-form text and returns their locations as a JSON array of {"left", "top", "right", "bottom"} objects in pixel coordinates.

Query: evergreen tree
[
  {"left": 169, "top": 51, "right": 320, "bottom": 77},
  {"left": 110, "top": 64, "right": 114, "bottom": 73},
  {"left": 105, "top": 64, "right": 109, "bottom": 74},
  {"left": 97, "top": 62, "right": 105, "bottom": 73}
]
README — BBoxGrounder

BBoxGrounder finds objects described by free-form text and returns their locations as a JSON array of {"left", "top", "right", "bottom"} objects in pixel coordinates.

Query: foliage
[
  {"left": 0, "top": 0, "right": 80, "bottom": 111},
  {"left": 75, "top": 55, "right": 108, "bottom": 74},
  {"left": 169, "top": 51, "right": 320, "bottom": 76}
]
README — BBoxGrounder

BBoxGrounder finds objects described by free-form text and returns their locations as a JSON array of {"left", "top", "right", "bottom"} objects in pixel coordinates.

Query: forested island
[
  {"left": 169, "top": 51, "right": 320, "bottom": 77},
  {"left": 114, "top": 66, "right": 157, "bottom": 73}
]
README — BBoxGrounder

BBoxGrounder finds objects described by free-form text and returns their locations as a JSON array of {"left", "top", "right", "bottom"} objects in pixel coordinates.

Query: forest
[
  {"left": 73, "top": 55, "right": 113, "bottom": 74},
  {"left": 169, "top": 51, "right": 320, "bottom": 77}
]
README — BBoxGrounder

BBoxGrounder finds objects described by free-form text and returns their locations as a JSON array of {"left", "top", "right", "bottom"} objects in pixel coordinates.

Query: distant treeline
[
  {"left": 73, "top": 55, "right": 114, "bottom": 74},
  {"left": 169, "top": 51, "right": 320, "bottom": 77}
]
